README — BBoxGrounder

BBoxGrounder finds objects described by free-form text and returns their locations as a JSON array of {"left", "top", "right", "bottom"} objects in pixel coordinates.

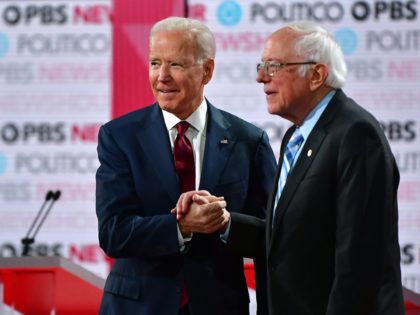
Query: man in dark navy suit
[{"left": 95, "top": 17, "right": 276, "bottom": 315}]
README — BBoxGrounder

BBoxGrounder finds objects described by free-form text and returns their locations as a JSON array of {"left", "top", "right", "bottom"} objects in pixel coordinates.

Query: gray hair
[
  {"left": 286, "top": 22, "right": 347, "bottom": 89},
  {"left": 150, "top": 17, "right": 216, "bottom": 63}
]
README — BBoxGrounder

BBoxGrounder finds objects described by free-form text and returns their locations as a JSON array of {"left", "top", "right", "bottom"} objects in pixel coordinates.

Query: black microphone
[{"left": 21, "top": 190, "right": 61, "bottom": 256}]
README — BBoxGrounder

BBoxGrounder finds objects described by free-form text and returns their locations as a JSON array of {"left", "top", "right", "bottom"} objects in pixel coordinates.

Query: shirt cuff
[
  {"left": 177, "top": 223, "right": 192, "bottom": 251},
  {"left": 220, "top": 216, "right": 232, "bottom": 243}
]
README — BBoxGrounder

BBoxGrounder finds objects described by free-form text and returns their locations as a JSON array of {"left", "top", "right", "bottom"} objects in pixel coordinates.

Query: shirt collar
[
  {"left": 297, "top": 90, "right": 336, "bottom": 140},
  {"left": 161, "top": 98, "right": 208, "bottom": 133}
]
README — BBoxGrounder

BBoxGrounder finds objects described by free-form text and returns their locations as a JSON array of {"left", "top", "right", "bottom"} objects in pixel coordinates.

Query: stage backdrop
[
  {"left": 0, "top": 0, "right": 113, "bottom": 277},
  {"left": 0, "top": 0, "right": 185, "bottom": 279},
  {"left": 0, "top": 0, "right": 419, "bottom": 302}
]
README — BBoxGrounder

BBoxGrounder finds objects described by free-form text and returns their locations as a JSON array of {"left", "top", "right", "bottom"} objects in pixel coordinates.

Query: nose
[
  {"left": 157, "top": 64, "right": 171, "bottom": 81},
  {"left": 256, "top": 69, "right": 269, "bottom": 83}
]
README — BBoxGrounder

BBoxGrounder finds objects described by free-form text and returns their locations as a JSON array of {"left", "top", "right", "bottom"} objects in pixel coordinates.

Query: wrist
[{"left": 179, "top": 224, "right": 192, "bottom": 238}]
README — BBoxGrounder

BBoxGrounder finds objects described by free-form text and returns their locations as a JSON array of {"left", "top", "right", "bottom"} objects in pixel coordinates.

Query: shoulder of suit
[
  {"left": 102, "top": 103, "right": 158, "bottom": 130},
  {"left": 327, "top": 92, "right": 385, "bottom": 142},
  {"left": 215, "top": 107, "right": 264, "bottom": 136},
  {"left": 334, "top": 94, "right": 379, "bottom": 127}
]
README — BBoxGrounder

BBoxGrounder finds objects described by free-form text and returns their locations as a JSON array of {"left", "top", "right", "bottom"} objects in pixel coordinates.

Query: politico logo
[
  {"left": 334, "top": 28, "right": 358, "bottom": 55},
  {"left": 394, "top": 151, "right": 420, "bottom": 174},
  {"left": 249, "top": 2, "right": 345, "bottom": 23},
  {"left": 365, "top": 29, "right": 420, "bottom": 52},
  {"left": 0, "top": 32, "right": 10, "bottom": 58},
  {"left": 13, "top": 151, "right": 99, "bottom": 174},
  {"left": 16, "top": 33, "right": 110, "bottom": 56},
  {"left": 217, "top": 0, "right": 243, "bottom": 26},
  {"left": 0, "top": 152, "right": 7, "bottom": 175}
]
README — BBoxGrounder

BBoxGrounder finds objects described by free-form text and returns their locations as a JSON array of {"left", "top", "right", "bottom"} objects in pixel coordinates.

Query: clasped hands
[{"left": 172, "top": 190, "right": 230, "bottom": 237}]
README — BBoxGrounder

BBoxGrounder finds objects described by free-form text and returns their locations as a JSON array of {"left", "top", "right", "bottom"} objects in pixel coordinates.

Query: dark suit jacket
[
  {"left": 95, "top": 101, "right": 277, "bottom": 315},
  {"left": 228, "top": 90, "right": 405, "bottom": 315}
]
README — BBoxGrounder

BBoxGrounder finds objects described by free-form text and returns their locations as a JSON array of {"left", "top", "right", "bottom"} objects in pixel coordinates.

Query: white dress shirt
[{"left": 161, "top": 98, "right": 208, "bottom": 248}]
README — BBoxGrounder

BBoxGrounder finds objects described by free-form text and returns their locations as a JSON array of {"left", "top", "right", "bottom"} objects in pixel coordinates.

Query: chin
[
  {"left": 267, "top": 104, "right": 280, "bottom": 115},
  {"left": 158, "top": 102, "right": 174, "bottom": 112}
]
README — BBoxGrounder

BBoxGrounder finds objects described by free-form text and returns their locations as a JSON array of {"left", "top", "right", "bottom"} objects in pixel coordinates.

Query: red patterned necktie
[
  {"left": 173, "top": 121, "right": 195, "bottom": 308},
  {"left": 174, "top": 121, "right": 195, "bottom": 192}
]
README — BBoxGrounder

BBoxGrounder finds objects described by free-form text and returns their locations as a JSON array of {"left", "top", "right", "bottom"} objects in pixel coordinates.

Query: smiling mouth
[{"left": 159, "top": 89, "right": 177, "bottom": 94}]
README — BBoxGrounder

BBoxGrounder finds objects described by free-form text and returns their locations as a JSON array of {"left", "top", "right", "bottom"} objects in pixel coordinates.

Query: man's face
[
  {"left": 257, "top": 29, "right": 312, "bottom": 124},
  {"left": 149, "top": 30, "right": 212, "bottom": 120}
]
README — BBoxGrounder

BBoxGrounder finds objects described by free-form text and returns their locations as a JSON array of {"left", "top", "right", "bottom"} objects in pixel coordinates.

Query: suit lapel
[
  {"left": 199, "top": 103, "right": 236, "bottom": 192},
  {"left": 271, "top": 129, "right": 326, "bottom": 240},
  {"left": 135, "top": 104, "right": 180, "bottom": 204},
  {"left": 269, "top": 90, "right": 343, "bottom": 253},
  {"left": 266, "top": 127, "right": 294, "bottom": 241}
]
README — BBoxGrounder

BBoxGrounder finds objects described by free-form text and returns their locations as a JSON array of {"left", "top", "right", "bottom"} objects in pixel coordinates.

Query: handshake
[{"left": 172, "top": 190, "right": 230, "bottom": 237}]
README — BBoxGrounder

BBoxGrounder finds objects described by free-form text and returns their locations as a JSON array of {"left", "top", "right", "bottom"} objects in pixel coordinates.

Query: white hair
[
  {"left": 286, "top": 22, "right": 347, "bottom": 88},
  {"left": 150, "top": 17, "right": 216, "bottom": 63}
]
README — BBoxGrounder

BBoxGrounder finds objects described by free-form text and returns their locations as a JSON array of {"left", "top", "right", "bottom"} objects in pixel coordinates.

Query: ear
[
  {"left": 309, "top": 64, "right": 328, "bottom": 91},
  {"left": 202, "top": 58, "right": 215, "bottom": 85}
]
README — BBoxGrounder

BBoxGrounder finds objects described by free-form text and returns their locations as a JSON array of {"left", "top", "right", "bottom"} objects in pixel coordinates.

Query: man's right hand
[
  {"left": 174, "top": 190, "right": 221, "bottom": 220},
  {"left": 178, "top": 197, "right": 229, "bottom": 235}
]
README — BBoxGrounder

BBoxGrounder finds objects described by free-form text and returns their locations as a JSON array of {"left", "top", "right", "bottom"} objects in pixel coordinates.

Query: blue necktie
[{"left": 273, "top": 130, "right": 304, "bottom": 212}]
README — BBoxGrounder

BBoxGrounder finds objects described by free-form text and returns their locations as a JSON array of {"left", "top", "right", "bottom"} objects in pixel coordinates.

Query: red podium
[{"left": 0, "top": 256, "right": 105, "bottom": 315}]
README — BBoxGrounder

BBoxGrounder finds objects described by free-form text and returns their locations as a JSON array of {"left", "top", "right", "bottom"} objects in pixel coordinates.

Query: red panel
[
  {"left": 112, "top": 0, "right": 187, "bottom": 118},
  {"left": 11, "top": 271, "right": 54, "bottom": 315},
  {"left": 54, "top": 268, "right": 102, "bottom": 315},
  {"left": 1, "top": 266, "right": 102, "bottom": 315}
]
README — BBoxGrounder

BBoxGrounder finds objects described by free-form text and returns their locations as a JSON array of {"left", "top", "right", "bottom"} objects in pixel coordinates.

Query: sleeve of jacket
[
  {"left": 326, "top": 121, "right": 399, "bottom": 314},
  {"left": 95, "top": 125, "right": 180, "bottom": 259},
  {"left": 227, "top": 130, "right": 275, "bottom": 258},
  {"left": 227, "top": 130, "right": 276, "bottom": 315},
  {"left": 249, "top": 130, "right": 276, "bottom": 315}
]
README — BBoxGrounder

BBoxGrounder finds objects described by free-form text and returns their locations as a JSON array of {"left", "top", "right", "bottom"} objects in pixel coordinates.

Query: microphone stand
[{"left": 21, "top": 190, "right": 61, "bottom": 256}]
